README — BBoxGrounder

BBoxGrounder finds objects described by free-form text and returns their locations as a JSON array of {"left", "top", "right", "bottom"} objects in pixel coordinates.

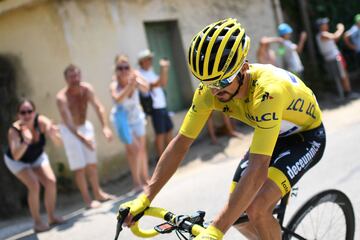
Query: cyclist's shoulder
[
  {"left": 249, "top": 65, "right": 287, "bottom": 99},
  {"left": 250, "top": 64, "right": 286, "bottom": 84},
  {"left": 195, "top": 81, "right": 217, "bottom": 96},
  {"left": 191, "top": 83, "right": 214, "bottom": 108}
]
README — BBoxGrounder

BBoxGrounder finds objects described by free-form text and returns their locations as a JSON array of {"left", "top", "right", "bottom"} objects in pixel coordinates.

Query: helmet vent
[
  {"left": 192, "top": 37, "right": 201, "bottom": 72},
  {"left": 218, "top": 28, "right": 228, "bottom": 37},
  {"left": 240, "top": 33, "right": 246, "bottom": 50},
  {"left": 218, "top": 36, "right": 235, "bottom": 71},
  {"left": 199, "top": 38, "right": 209, "bottom": 75},
  {"left": 202, "top": 27, "right": 210, "bottom": 34},
  {"left": 234, "top": 29, "right": 240, "bottom": 36},
  {"left": 208, "top": 39, "right": 221, "bottom": 75},
  {"left": 207, "top": 27, "right": 217, "bottom": 37},
  {"left": 188, "top": 45, "right": 192, "bottom": 68},
  {"left": 218, "top": 52, "right": 228, "bottom": 72}
]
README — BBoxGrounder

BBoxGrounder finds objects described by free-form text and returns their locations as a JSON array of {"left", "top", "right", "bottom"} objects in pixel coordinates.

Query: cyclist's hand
[
  {"left": 194, "top": 225, "right": 224, "bottom": 240},
  {"left": 119, "top": 193, "right": 150, "bottom": 226}
]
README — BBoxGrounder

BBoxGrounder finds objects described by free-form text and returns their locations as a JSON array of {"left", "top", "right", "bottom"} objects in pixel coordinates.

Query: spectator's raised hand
[
  {"left": 336, "top": 23, "right": 345, "bottom": 32},
  {"left": 128, "top": 72, "right": 138, "bottom": 88},
  {"left": 300, "top": 31, "right": 307, "bottom": 41},
  {"left": 20, "top": 125, "right": 33, "bottom": 144},
  {"left": 159, "top": 58, "right": 170, "bottom": 68}
]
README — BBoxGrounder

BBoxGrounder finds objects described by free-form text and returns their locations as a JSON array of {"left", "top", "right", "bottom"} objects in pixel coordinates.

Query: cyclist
[{"left": 120, "top": 18, "right": 326, "bottom": 240}]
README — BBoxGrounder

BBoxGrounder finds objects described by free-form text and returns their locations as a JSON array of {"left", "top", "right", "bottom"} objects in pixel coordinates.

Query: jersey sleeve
[
  {"left": 179, "top": 84, "right": 213, "bottom": 139},
  {"left": 249, "top": 86, "right": 285, "bottom": 156}
]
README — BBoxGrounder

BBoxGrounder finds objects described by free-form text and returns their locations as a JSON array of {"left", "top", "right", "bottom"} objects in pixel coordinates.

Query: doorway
[{"left": 144, "top": 20, "right": 193, "bottom": 112}]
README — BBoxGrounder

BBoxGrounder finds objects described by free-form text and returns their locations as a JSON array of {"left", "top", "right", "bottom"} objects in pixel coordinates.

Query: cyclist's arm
[
  {"left": 145, "top": 83, "right": 212, "bottom": 201},
  {"left": 144, "top": 133, "right": 194, "bottom": 201},
  {"left": 212, "top": 153, "right": 271, "bottom": 232}
]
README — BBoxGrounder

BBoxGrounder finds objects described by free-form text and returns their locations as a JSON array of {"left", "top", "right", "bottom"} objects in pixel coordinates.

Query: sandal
[
  {"left": 49, "top": 216, "right": 66, "bottom": 227},
  {"left": 34, "top": 223, "right": 50, "bottom": 233}
]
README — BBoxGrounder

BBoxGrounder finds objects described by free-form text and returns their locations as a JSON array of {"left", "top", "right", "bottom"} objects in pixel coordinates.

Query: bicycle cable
[{"left": 175, "top": 229, "right": 189, "bottom": 240}]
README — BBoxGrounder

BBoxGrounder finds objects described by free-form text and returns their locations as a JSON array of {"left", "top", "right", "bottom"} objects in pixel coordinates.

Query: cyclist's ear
[{"left": 240, "top": 61, "right": 249, "bottom": 75}]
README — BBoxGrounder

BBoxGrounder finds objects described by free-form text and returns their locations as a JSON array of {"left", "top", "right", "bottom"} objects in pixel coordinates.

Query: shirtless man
[{"left": 56, "top": 64, "right": 114, "bottom": 208}]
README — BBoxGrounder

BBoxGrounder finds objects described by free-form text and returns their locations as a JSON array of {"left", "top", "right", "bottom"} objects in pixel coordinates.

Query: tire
[{"left": 283, "top": 189, "right": 355, "bottom": 240}]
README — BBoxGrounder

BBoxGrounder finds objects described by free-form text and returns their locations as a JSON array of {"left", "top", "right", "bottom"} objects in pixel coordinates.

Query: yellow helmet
[{"left": 188, "top": 18, "right": 250, "bottom": 84}]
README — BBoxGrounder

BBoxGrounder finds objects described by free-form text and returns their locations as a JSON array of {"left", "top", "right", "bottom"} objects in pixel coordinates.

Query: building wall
[{"left": 0, "top": 0, "right": 278, "bottom": 181}]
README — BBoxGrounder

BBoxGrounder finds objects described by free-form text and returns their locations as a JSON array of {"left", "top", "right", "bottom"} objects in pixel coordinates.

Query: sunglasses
[
  {"left": 116, "top": 65, "right": 130, "bottom": 71},
  {"left": 203, "top": 68, "right": 241, "bottom": 89},
  {"left": 19, "top": 109, "right": 34, "bottom": 115}
]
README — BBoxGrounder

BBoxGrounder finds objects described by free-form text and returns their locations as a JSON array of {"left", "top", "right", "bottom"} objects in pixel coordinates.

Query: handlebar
[
  {"left": 115, "top": 206, "right": 206, "bottom": 239},
  {"left": 131, "top": 207, "right": 169, "bottom": 238}
]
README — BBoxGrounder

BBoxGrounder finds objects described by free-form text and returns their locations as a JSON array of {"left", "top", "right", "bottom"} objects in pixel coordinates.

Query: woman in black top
[{"left": 4, "top": 99, "right": 64, "bottom": 232}]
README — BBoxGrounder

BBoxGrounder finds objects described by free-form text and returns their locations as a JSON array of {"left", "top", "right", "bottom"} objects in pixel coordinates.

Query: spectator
[
  {"left": 277, "top": 23, "right": 307, "bottom": 79},
  {"left": 316, "top": 17, "right": 358, "bottom": 99},
  {"left": 344, "top": 13, "right": 360, "bottom": 67},
  {"left": 137, "top": 49, "right": 174, "bottom": 159},
  {"left": 110, "top": 55, "right": 150, "bottom": 191},
  {"left": 4, "top": 99, "right": 64, "bottom": 232},
  {"left": 56, "top": 64, "right": 115, "bottom": 209},
  {"left": 256, "top": 37, "right": 277, "bottom": 65}
]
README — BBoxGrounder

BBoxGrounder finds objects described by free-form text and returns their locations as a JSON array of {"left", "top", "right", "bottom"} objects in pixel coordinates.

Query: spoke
[
  {"left": 292, "top": 202, "right": 348, "bottom": 240},
  {"left": 309, "top": 208, "right": 317, "bottom": 239}
]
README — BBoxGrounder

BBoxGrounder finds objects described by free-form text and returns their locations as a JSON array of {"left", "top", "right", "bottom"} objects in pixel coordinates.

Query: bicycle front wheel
[{"left": 283, "top": 189, "right": 355, "bottom": 240}]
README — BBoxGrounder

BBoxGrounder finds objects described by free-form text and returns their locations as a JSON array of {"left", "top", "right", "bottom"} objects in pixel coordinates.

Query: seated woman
[
  {"left": 110, "top": 54, "right": 150, "bottom": 191},
  {"left": 4, "top": 99, "right": 64, "bottom": 232}
]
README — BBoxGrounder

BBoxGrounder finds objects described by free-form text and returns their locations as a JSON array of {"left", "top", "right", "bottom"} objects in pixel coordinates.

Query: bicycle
[{"left": 114, "top": 189, "right": 355, "bottom": 240}]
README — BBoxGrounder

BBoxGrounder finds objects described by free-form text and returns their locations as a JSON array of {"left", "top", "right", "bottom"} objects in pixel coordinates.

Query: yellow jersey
[{"left": 179, "top": 64, "right": 322, "bottom": 156}]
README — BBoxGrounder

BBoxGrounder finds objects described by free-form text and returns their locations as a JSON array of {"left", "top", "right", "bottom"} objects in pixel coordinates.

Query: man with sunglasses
[{"left": 119, "top": 18, "right": 326, "bottom": 240}]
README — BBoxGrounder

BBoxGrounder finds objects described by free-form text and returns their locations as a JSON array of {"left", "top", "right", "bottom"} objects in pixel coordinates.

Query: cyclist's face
[
  {"left": 210, "top": 76, "right": 240, "bottom": 102},
  {"left": 209, "top": 62, "right": 248, "bottom": 102}
]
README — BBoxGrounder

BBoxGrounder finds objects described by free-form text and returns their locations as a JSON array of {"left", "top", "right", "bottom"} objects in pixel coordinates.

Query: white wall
[{"left": 0, "top": 0, "right": 278, "bottom": 181}]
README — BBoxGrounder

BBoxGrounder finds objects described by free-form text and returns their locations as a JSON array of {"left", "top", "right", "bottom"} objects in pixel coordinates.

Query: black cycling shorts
[{"left": 231, "top": 123, "right": 326, "bottom": 196}]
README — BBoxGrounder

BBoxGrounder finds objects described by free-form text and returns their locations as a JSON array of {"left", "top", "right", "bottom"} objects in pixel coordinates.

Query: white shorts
[
  {"left": 4, "top": 152, "right": 50, "bottom": 175},
  {"left": 59, "top": 121, "right": 97, "bottom": 171}
]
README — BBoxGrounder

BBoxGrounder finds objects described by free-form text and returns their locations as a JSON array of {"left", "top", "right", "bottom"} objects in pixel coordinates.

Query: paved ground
[{"left": 2, "top": 98, "right": 360, "bottom": 240}]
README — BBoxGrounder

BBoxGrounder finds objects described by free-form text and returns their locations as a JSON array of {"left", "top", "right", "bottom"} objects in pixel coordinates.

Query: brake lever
[{"left": 114, "top": 207, "right": 130, "bottom": 240}]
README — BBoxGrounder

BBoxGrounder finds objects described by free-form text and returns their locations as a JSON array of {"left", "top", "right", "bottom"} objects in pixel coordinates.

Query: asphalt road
[{"left": 6, "top": 99, "right": 360, "bottom": 240}]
